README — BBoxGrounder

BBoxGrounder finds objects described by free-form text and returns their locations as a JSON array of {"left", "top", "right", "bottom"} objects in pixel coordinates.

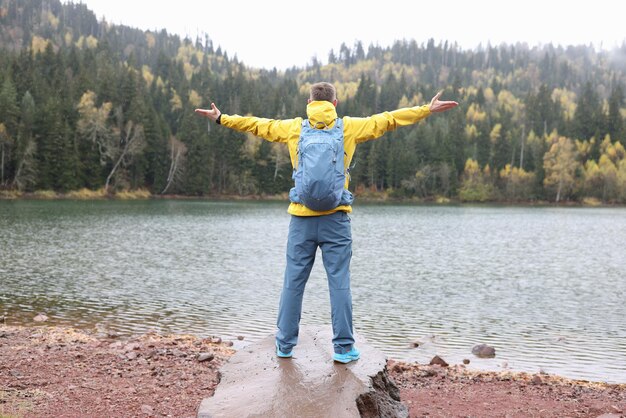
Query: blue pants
[{"left": 276, "top": 211, "right": 354, "bottom": 354}]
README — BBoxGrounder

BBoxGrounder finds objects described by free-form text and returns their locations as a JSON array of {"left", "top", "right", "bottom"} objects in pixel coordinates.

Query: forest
[{"left": 1, "top": 0, "right": 626, "bottom": 203}]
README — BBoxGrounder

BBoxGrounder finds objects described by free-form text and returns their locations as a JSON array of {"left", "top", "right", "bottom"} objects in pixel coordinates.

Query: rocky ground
[
  {"left": 0, "top": 325, "right": 232, "bottom": 418},
  {"left": 389, "top": 360, "right": 625, "bottom": 418},
  {"left": 1, "top": 324, "right": 624, "bottom": 418}
]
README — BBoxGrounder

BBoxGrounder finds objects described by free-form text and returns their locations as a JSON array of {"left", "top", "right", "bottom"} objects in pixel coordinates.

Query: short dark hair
[{"left": 310, "top": 82, "right": 336, "bottom": 102}]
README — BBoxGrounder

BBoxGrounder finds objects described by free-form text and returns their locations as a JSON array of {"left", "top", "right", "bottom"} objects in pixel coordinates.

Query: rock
[
  {"left": 197, "top": 326, "right": 408, "bottom": 418},
  {"left": 429, "top": 355, "right": 449, "bottom": 367},
  {"left": 237, "top": 335, "right": 244, "bottom": 341},
  {"left": 472, "top": 344, "right": 496, "bottom": 358},
  {"left": 356, "top": 370, "right": 407, "bottom": 418},
  {"left": 126, "top": 351, "right": 138, "bottom": 360},
  {"left": 418, "top": 368, "right": 438, "bottom": 378},
  {"left": 171, "top": 348, "right": 187, "bottom": 358},
  {"left": 225, "top": 341, "right": 234, "bottom": 347},
  {"left": 211, "top": 337, "right": 222, "bottom": 344},
  {"left": 197, "top": 353, "right": 214, "bottom": 362},
  {"left": 409, "top": 340, "right": 420, "bottom": 348},
  {"left": 531, "top": 375, "right": 543, "bottom": 385},
  {"left": 140, "top": 404, "right": 154, "bottom": 415},
  {"left": 463, "top": 358, "right": 470, "bottom": 365},
  {"left": 124, "top": 342, "right": 141, "bottom": 351},
  {"left": 33, "top": 313, "right": 49, "bottom": 322}
]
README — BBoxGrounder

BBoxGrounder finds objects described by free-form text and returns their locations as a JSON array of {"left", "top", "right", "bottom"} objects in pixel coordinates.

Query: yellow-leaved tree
[
  {"left": 77, "top": 90, "right": 145, "bottom": 192},
  {"left": 499, "top": 164, "right": 535, "bottom": 201},
  {"left": 459, "top": 158, "right": 494, "bottom": 202},
  {"left": 543, "top": 135, "right": 579, "bottom": 202},
  {"left": 583, "top": 135, "right": 626, "bottom": 202}
]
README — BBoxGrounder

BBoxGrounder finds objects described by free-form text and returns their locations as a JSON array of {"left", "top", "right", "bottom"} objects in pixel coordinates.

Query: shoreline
[
  {"left": 1, "top": 324, "right": 624, "bottom": 417},
  {"left": 1, "top": 190, "right": 624, "bottom": 208}
]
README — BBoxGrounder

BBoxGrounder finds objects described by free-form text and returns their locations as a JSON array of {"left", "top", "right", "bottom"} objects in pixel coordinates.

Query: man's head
[{"left": 309, "top": 82, "right": 337, "bottom": 106}]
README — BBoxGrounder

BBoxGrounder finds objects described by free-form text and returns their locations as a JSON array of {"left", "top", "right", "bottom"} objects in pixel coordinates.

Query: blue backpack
[{"left": 289, "top": 118, "right": 354, "bottom": 211}]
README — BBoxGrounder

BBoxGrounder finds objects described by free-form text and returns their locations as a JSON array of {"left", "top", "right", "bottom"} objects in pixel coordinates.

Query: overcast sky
[{"left": 69, "top": 0, "right": 625, "bottom": 70}]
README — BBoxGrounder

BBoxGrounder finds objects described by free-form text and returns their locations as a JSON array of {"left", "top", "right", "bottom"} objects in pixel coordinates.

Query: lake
[{"left": 1, "top": 200, "right": 625, "bottom": 383}]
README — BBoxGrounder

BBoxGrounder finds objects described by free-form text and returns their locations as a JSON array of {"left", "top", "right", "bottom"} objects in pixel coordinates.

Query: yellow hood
[{"left": 306, "top": 101, "right": 338, "bottom": 128}]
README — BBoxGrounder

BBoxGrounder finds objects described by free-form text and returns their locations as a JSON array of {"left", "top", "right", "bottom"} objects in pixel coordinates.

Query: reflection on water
[{"left": 1, "top": 200, "right": 625, "bottom": 383}]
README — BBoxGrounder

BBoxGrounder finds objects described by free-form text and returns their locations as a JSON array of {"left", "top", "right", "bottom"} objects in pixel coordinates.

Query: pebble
[
  {"left": 171, "top": 348, "right": 187, "bottom": 357},
  {"left": 197, "top": 353, "right": 214, "bottom": 362},
  {"left": 124, "top": 342, "right": 141, "bottom": 351},
  {"left": 140, "top": 404, "right": 154, "bottom": 415},
  {"left": 33, "top": 313, "right": 49, "bottom": 322},
  {"left": 531, "top": 375, "right": 543, "bottom": 385},
  {"left": 109, "top": 341, "right": 123, "bottom": 349},
  {"left": 463, "top": 359, "right": 470, "bottom": 365},
  {"left": 126, "top": 352, "right": 138, "bottom": 360},
  {"left": 429, "top": 355, "right": 449, "bottom": 367},
  {"left": 237, "top": 335, "right": 244, "bottom": 341},
  {"left": 472, "top": 344, "right": 496, "bottom": 358}
]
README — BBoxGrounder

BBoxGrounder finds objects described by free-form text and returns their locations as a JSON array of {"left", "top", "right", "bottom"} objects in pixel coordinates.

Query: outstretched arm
[
  {"left": 429, "top": 91, "right": 458, "bottom": 113},
  {"left": 348, "top": 91, "right": 459, "bottom": 143},
  {"left": 195, "top": 103, "right": 221, "bottom": 122},
  {"left": 194, "top": 102, "right": 297, "bottom": 143}
]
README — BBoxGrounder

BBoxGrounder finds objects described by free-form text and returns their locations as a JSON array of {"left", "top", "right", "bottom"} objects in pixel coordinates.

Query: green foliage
[
  {"left": 458, "top": 159, "right": 495, "bottom": 202},
  {"left": 0, "top": 0, "right": 625, "bottom": 203}
]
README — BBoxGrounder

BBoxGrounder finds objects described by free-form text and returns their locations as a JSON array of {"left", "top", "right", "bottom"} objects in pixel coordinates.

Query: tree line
[{"left": 0, "top": 0, "right": 625, "bottom": 202}]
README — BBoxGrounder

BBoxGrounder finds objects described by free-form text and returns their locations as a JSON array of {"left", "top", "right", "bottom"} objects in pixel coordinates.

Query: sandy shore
[{"left": 1, "top": 325, "right": 624, "bottom": 417}]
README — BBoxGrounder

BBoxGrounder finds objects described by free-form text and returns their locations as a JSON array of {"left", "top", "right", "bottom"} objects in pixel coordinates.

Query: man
[{"left": 195, "top": 82, "right": 457, "bottom": 363}]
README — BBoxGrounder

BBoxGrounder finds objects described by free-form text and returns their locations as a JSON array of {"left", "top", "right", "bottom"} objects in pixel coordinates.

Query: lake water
[{"left": 1, "top": 200, "right": 625, "bottom": 383}]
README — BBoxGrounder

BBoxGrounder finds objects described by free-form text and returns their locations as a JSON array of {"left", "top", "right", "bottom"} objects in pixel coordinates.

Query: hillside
[{"left": 1, "top": 0, "right": 626, "bottom": 202}]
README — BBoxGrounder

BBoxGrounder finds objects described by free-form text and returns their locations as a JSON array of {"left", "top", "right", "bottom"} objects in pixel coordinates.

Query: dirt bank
[{"left": 1, "top": 325, "right": 624, "bottom": 417}]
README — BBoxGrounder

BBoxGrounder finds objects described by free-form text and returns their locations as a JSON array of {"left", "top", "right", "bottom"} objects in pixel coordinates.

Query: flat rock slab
[{"left": 197, "top": 326, "right": 407, "bottom": 418}]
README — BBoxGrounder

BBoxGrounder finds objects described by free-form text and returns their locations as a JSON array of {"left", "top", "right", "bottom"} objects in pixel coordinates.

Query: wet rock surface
[{"left": 197, "top": 326, "right": 407, "bottom": 418}]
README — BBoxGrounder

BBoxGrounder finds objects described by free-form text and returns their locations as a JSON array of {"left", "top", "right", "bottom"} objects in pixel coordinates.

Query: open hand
[
  {"left": 194, "top": 103, "right": 221, "bottom": 121},
  {"left": 429, "top": 91, "right": 458, "bottom": 113}
]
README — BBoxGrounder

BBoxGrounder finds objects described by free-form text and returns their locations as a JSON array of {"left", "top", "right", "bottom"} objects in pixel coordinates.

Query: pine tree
[
  {"left": 12, "top": 91, "right": 37, "bottom": 190},
  {"left": 607, "top": 83, "right": 624, "bottom": 145}
]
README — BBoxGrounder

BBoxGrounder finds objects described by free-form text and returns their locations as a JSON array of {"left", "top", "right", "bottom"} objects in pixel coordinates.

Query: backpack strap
[{"left": 303, "top": 118, "right": 342, "bottom": 130}]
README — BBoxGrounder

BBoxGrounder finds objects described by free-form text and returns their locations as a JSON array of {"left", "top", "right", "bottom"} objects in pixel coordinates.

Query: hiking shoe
[
  {"left": 333, "top": 347, "right": 360, "bottom": 363},
  {"left": 276, "top": 341, "right": 293, "bottom": 358}
]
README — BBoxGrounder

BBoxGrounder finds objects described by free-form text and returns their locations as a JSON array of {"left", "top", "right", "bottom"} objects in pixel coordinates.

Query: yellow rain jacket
[{"left": 220, "top": 100, "right": 431, "bottom": 216}]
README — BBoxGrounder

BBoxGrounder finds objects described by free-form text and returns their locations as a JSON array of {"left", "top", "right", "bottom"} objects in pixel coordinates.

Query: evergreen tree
[
  {"left": 13, "top": 91, "right": 37, "bottom": 190},
  {"left": 607, "top": 83, "right": 624, "bottom": 145},
  {"left": 573, "top": 81, "right": 604, "bottom": 156}
]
